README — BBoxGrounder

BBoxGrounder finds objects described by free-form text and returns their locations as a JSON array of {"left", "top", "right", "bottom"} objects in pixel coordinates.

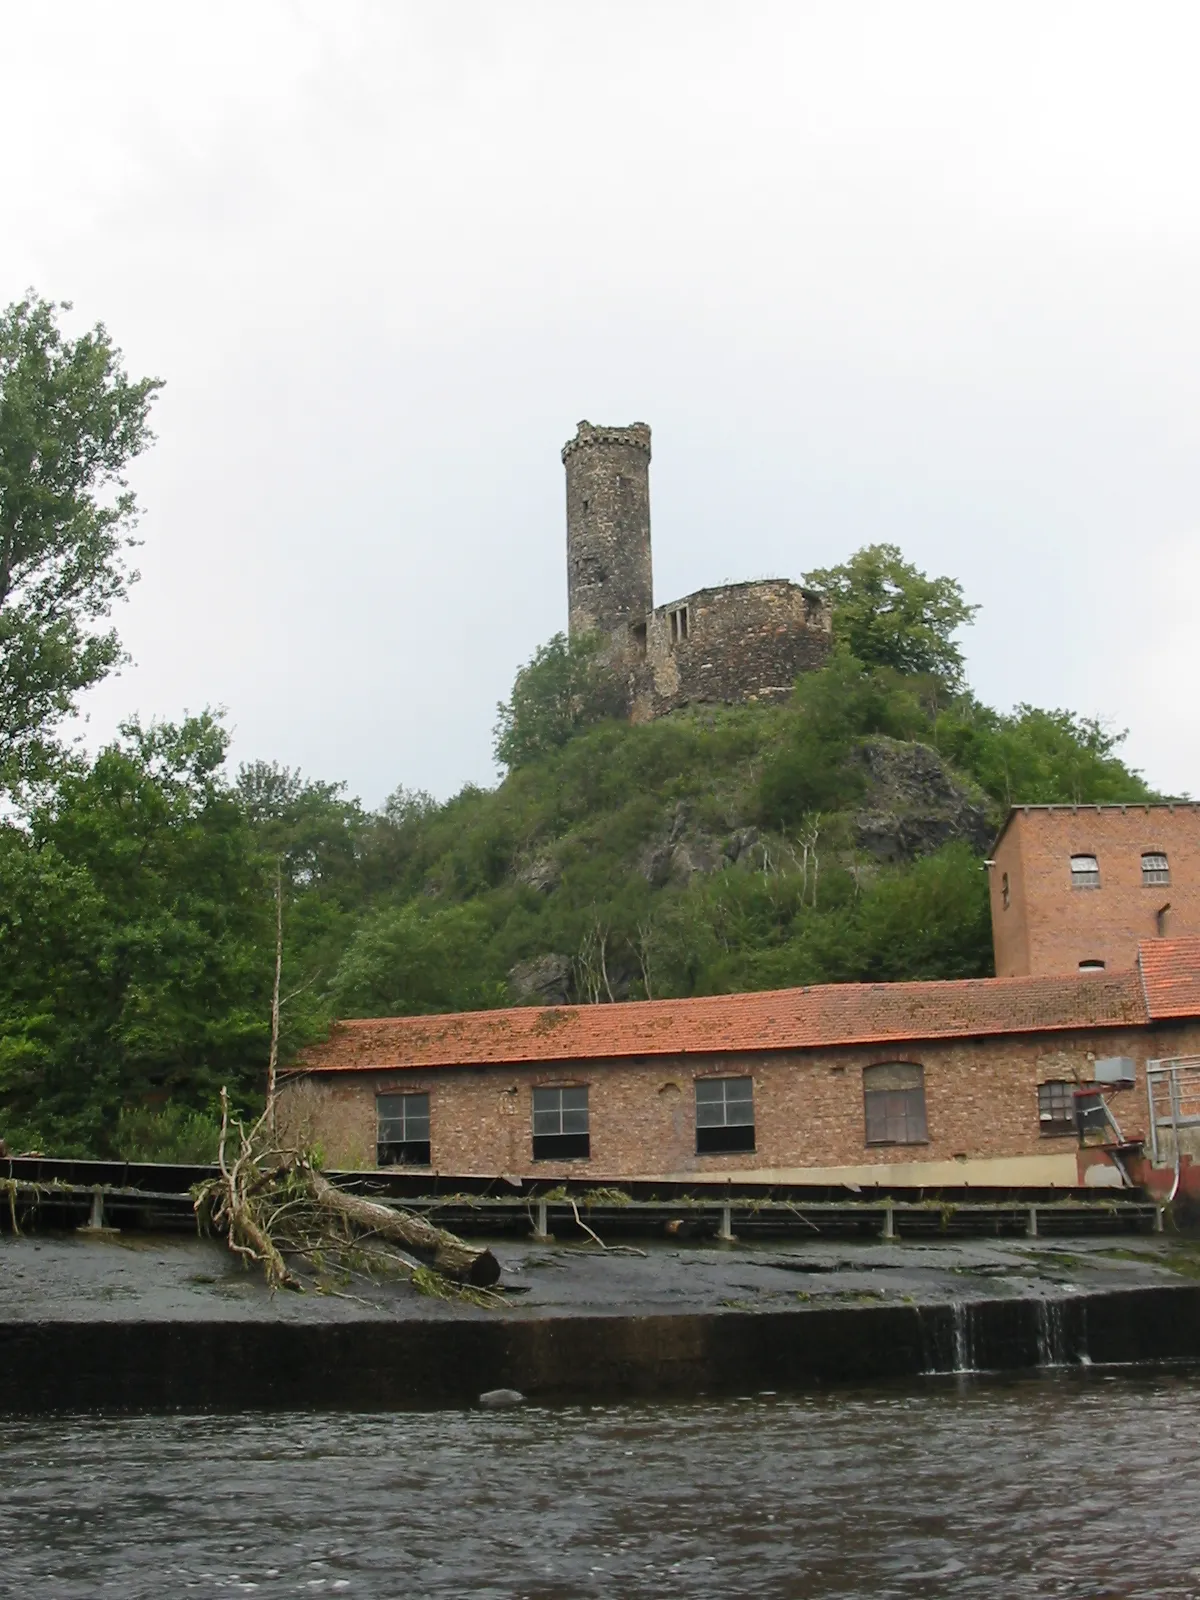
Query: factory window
[
  {"left": 1143, "top": 852, "right": 1170, "bottom": 886},
  {"left": 1070, "top": 854, "right": 1100, "bottom": 889},
  {"left": 863, "top": 1063, "right": 927, "bottom": 1146},
  {"left": 1038, "top": 1081, "right": 1077, "bottom": 1137},
  {"left": 670, "top": 605, "right": 690, "bottom": 643},
  {"left": 376, "top": 1092, "right": 431, "bottom": 1167},
  {"left": 695, "top": 1075, "right": 755, "bottom": 1154},
  {"left": 532, "top": 1085, "right": 590, "bottom": 1160},
  {"left": 1078, "top": 959, "right": 1106, "bottom": 972}
]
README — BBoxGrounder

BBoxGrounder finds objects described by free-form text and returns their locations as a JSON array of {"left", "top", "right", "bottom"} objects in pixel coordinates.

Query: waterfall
[
  {"left": 1035, "top": 1298, "right": 1067, "bottom": 1367},
  {"left": 951, "top": 1302, "right": 974, "bottom": 1373}
]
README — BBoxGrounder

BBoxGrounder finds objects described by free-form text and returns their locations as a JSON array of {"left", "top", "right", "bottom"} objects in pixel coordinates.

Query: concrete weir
[{"left": 4, "top": 1230, "right": 1200, "bottom": 1412}]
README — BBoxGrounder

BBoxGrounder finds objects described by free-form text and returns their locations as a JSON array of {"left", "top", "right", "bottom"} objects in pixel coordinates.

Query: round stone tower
[{"left": 562, "top": 420, "right": 653, "bottom": 637}]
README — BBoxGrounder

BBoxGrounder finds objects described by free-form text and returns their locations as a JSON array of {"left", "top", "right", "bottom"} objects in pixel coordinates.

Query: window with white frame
[
  {"left": 532, "top": 1085, "right": 590, "bottom": 1160},
  {"left": 695, "top": 1076, "right": 755, "bottom": 1153},
  {"left": 376, "top": 1092, "right": 431, "bottom": 1166},
  {"left": 1038, "top": 1081, "right": 1076, "bottom": 1137},
  {"left": 1070, "top": 854, "right": 1100, "bottom": 889},
  {"left": 1142, "top": 852, "right": 1170, "bottom": 886}
]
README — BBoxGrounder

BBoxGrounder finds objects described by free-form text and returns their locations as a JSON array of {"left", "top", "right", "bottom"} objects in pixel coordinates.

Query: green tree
[
  {"left": 329, "top": 900, "right": 506, "bottom": 1017},
  {"left": 804, "top": 543, "right": 978, "bottom": 686},
  {"left": 0, "top": 294, "right": 163, "bottom": 787},
  {"left": 935, "top": 702, "right": 1155, "bottom": 807},
  {"left": 494, "top": 631, "right": 626, "bottom": 770},
  {"left": 0, "top": 714, "right": 276, "bottom": 1154}
]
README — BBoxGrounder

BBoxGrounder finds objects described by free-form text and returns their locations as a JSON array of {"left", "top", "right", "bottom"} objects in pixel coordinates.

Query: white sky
[{"left": 5, "top": 1, "right": 1199, "bottom": 804}]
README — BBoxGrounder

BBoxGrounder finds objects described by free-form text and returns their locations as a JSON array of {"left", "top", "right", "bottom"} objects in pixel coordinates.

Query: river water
[{"left": 3, "top": 1370, "right": 1199, "bottom": 1599}]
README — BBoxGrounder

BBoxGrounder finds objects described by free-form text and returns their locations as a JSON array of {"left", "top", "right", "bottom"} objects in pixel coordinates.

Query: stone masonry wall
[
  {"left": 612, "top": 579, "right": 832, "bottom": 722},
  {"left": 278, "top": 1018, "right": 1200, "bottom": 1179},
  {"left": 992, "top": 805, "right": 1200, "bottom": 978},
  {"left": 563, "top": 421, "right": 653, "bottom": 637}
]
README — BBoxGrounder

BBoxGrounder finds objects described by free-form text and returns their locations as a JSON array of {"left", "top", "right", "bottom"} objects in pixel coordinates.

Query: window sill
[
  {"left": 865, "top": 1139, "right": 930, "bottom": 1149},
  {"left": 1038, "top": 1127, "right": 1076, "bottom": 1139}
]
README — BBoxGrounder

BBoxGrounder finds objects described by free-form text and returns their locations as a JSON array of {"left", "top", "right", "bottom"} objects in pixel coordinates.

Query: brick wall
[
  {"left": 991, "top": 805, "right": 1200, "bottom": 977},
  {"left": 278, "top": 1018, "right": 1200, "bottom": 1178}
]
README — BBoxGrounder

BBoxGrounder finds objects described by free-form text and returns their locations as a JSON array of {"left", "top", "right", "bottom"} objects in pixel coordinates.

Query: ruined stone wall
[
  {"left": 614, "top": 579, "right": 831, "bottom": 721},
  {"left": 278, "top": 1017, "right": 1200, "bottom": 1181},
  {"left": 563, "top": 421, "right": 653, "bottom": 636}
]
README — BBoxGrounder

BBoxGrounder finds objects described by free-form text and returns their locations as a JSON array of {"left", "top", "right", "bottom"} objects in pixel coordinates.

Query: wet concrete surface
[{"left": 2, "top": 1228, "right": 1195, "bottom": 1323}]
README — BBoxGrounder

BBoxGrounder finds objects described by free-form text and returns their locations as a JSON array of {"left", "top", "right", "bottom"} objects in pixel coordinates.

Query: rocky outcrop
[
  {"left": 851, "top": 738, "right": 993, "bottom": 863},
  {"left": 508, "top": 954, "right": 572, "bottom": 1006}
]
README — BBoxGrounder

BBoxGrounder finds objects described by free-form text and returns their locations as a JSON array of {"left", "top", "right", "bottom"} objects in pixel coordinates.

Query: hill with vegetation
[{"left": 0, "top": 297, "right": 1160, "bottom": 1159}]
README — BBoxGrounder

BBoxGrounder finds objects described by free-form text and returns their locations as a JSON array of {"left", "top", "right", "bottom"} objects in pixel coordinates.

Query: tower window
[
  {"left": 581, "top": 498, "right": 589, "bottom": 513},
  {"left": 1070, "top": 854, "right": 1100, "bottom": 889},
  {"left": 669, "top": 605, "right": 690, "bottom": 643},
  {"left": 1142, "top": 852, "right": 1170, "bottom": 886},
  {"left": 631, "top": 620, "right": 647, "bottom": 654},
  {"left": 1001, "top": 871, "right": 1010, "bottom": 909}
]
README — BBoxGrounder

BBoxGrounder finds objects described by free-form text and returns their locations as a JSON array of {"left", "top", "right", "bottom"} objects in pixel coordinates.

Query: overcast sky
[{"left": 6, "top": 1, "right": 1199, "bottom": 805}]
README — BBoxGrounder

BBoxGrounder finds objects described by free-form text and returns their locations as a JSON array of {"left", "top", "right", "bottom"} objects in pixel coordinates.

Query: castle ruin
[{"left": 563, "top": 421, "right": 832, "bottom": 721}]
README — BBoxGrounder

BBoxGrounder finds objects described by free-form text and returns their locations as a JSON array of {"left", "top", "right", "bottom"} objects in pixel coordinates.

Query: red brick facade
[
  {"left": 990, "top": 804, "right": 1200, "bottom": 978},
  {"left": 280, "top": 943, "right": 1200, "bottom": 1186}
]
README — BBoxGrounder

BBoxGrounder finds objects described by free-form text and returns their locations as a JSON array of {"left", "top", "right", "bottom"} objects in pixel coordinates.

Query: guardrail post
[
  {"left": 530, "top": 1199, "right": 553, "bottom": 1243},
  {"left": 716, "top": 1202, "right": 736, "bottom": 1244},
  {"left": 1026, "top": 1206, "right": 1038, "bottom": 1238},
  {"left": 881, "top": 1201, "right": 896, "bottom": 1241}
]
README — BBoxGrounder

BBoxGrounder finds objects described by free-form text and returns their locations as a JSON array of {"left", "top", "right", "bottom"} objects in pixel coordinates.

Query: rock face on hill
[{"left": 852, "top": 738, "right": 993, "bottom": 863}]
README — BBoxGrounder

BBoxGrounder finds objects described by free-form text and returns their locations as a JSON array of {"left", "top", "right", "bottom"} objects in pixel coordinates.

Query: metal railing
[{"left": 1145, "top": 1056, "right": 1200, "bottom": 1166}]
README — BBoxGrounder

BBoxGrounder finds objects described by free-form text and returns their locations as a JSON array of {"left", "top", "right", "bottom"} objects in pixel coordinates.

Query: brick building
[
  {"left": 562, "top": 421, "right": 832, "bottom": 720},
  {"left": 280, "top": 937, "right": 1200, "bottom": 1190},
  {"left": 989, "top": 804, "right": 1200, "bottom": 978}
]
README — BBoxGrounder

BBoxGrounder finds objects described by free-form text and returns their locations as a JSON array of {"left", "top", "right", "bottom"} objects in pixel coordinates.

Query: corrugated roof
[
  {"left": 292, "top": 967, "right": 1151, "bottom": 1076},
  {"left": 1139, "top": 936, "right": 1200, "bottom": 1020}
]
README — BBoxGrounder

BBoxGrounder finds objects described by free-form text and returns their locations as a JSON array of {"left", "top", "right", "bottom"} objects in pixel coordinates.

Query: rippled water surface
[{"left": 4, "top": 1372, "right": 1200, "bottom": 1598}]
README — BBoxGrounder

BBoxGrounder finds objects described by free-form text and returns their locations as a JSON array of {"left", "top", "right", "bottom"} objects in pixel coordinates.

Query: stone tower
[{"left": 562, "top": 420, "right": 653, "bottom": 637}]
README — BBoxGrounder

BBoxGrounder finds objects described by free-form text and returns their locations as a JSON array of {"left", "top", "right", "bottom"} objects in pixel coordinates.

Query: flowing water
[{"left": 4, "top": 1370, "right": 1200, "bottom": 1599}]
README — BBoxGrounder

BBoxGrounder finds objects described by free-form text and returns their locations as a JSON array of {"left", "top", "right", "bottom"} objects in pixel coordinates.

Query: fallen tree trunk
[{"left": 309, "top": 1171, "right": 501, "bottom": 1287}]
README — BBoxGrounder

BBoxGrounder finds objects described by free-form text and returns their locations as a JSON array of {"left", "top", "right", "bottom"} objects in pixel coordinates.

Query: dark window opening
[
  {"left": 1078, "top": 959, "right": 1106, "bottom": 972},
  {"left": 1038, "top": 1080, "right": 1077, "bottom": 1137},
  {"left": 532, "top": 1085, "right": 589, "bottom": 1161},
  {"left": 863, "top": 1063, "right": 927, "bottom": 1146},
  {"left": 582, "top": 498, "right": 589, "bottom": 512},
  {"left": 669, "top": 605, "right": 690, "bottom": 644},
  {"left": 631, "top": 620, "right": 647, "bottom": 654},
  {"left": 1143, "top": 852, "right": 1170, "bottom": 886},
  {"left": 1001, "top": 871, "right": 1010, "bottom": 909},
  {"left": 377, "top": 1091, "right": 431, "bottom": 1166},
  {"left": 1070, "top": 854, "right": 1100, "bottom": 889},
  {"left": 696, "top": 1075, "right": 754, "bottom": 1154}
]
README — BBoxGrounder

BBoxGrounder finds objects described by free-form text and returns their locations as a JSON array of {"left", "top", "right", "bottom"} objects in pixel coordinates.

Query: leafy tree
[
  {"left": 329, "top": 900, "right": 506, "bottom": 1017},
  {"left": 804, "top": 543, "right": 978, "bottom": 686},
  {"left": 934, "top": 702, "right": 1155, "bottom": 807},
  {"left": 0, "top": 714, "right": 276, "bottom": 1153},
  {"left": 494, "top": 630, "right": 626, "bottom": 770},
  {"left": 0, "top": 295, "right": 162, "bottom": 787}
]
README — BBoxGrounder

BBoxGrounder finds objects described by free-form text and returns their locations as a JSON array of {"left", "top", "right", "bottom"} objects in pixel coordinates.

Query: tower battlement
[{"left": 561, "top": 420, "right": 832, "bottom": 719}]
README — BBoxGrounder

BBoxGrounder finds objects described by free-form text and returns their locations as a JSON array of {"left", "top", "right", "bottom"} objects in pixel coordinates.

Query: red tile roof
[
  {"left": 1139, "top": 936, "right": 1200, "bottom": 1019},
  {"left": 292, "top": 966, "right": 1153, "bottom": 1076}
]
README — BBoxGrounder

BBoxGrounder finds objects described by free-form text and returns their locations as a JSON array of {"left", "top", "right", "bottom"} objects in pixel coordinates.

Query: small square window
[
  {"left": 695, "top": 1076, "right": 755, "bottom": 1153},
  {"left": 377, "top": 1092, "right": 431, "bottom": 1166},
  {"left": 1070, "top": 854, "right": 1100, "bottom": 889},
  {"left": 1038, "top": 1081, "right": 1076, "bottom": 1137},
  {"left": 532, "top": 1085, "right": 590, "bottom": 1160},
  {"left": 1142, "top": 852, "right": 1170, "bottom": 887}
]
